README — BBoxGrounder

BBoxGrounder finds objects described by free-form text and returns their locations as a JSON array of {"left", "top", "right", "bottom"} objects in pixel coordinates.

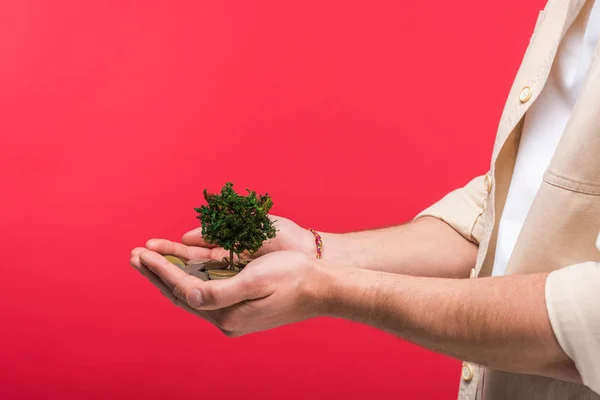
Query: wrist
[
  {"left": 300, "top": 227, "right": 318, "bottom": 257},
  {"left": 311, "top": 261, "right": 381, "bottom": 320},
  {"left": 307, "top": 261, "right": 339, "bottom": 316},
  {"left": 302, "top": 228, "right": 342, "bottom": 262}
]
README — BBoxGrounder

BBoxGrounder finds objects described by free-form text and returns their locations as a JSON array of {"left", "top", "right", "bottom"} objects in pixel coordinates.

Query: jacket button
[
  {"left": 462, "top": 362, "right": 474, "bottom": 382},
  {"left": 519, "top": 86, "right": 533, "bottom": 103},
  {"left": 484, "top": 174, "right": 492, "bottom": 193}
]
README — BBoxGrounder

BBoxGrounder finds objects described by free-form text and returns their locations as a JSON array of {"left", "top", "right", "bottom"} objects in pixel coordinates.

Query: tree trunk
[{"left": 229, "top": 248, "right": 234, "bottom": 271}]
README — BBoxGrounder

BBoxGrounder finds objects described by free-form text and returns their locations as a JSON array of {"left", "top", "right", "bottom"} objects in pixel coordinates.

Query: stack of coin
[
  {"left": 185, "top": 258, "right": 212, "bottom": 268},
  {"left": 164, "top": 255, "right": 240, "bottom": 280}
]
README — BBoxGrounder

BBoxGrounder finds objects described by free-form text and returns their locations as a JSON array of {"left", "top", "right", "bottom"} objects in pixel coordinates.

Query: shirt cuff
[
  {"left": 546, "top": 260, "right": 600, "bottom": 394},
  {"left": 414, "top": 175, "right": 487, "bottom": 245}
]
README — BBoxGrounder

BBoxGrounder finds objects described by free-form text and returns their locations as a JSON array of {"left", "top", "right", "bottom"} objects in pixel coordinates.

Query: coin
[
  {"left": 202, "top": 259, "right": 229, "bottom": 269},
  {"left": 237, "top": 259, "right": 251, "bottom": 267},
  {"left": 164, "top": 255, "right": 185, "bottom": 268},
  {"left": 187, "top": 269, "right": 209, "bottom": 281},
  {"left": 206, "top": 269, "right": 238, "bottom": 280},
  {"left": 180, "top": 264, "right": 209, "bottom": 280},
  {"left": 186, "top": 258, "right": 212, "bottom": 266}
]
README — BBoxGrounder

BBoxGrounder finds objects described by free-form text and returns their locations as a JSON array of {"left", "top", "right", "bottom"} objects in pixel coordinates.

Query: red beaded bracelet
[{"left": 308, "top": 228, "right": 323, "bottom": 259}]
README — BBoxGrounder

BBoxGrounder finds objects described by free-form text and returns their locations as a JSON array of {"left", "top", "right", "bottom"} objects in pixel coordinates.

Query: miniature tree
[{"left": 194, "top": 182, "right": 277, "bottom": 271}]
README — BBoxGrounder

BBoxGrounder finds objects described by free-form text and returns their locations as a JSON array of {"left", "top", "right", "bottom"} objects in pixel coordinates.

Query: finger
[
  {"left": 139, "top": 250, "right": 191, "bottom": 290},
  {"left": 146, "top": 238, "right": 215, "bottom": 261},
  {"left": 181, "top": 227, "right": 218, "bottom": 247},
  {"left": 131, "top": 247, "right": 146, "bottom": 258},
  {"left": 133, "top": 257, "right": 184, "bottom": 307},
  {"left": 136, "top": 262, "right": 179, "bottom": 300},
  {"left": 180, "top": 271, "right": 269, "bottom": 311},
  {"left": 130, "top": 255, "right": 143, "bottom": 269},
  {"left": 138, "top": 262, "right": 206, "bottom": 314}
]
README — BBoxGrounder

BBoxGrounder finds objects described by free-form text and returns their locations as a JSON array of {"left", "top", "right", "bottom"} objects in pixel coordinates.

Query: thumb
[{"left": 186, "top": 273, "right": 266, "bottom": 310}]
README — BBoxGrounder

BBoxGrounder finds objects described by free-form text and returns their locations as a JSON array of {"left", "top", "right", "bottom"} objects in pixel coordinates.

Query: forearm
[
  {"left": 320, "top": 266, "right": 579, "bottom": 383},
  {"left": 318, "top": 217, "right": 477, "bottom": 278}
]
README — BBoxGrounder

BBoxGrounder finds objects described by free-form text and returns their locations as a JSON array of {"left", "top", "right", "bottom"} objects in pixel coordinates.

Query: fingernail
[{"left": 189, "top": 289, "right": 204, "bottom": 307}]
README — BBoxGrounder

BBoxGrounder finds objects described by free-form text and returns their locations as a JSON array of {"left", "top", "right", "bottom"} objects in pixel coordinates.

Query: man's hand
[
  {"left": 141, "top": 215, "right": 316, "bottom": 263},
  {"left": 131, "top": 248, "right": 329, "bottom": 336}
]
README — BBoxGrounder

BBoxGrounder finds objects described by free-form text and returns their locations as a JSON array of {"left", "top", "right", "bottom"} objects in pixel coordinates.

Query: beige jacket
[{"left": 416, "top": 0, "right": 600, "bottom": 398}]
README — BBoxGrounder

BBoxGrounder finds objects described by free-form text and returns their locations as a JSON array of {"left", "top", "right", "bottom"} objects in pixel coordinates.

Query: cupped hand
[{"left": 130, "top": 249, "right": 331, "bottom": 336}]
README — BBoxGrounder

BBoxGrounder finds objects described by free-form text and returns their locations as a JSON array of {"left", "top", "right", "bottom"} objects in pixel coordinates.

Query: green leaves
[{"left": 195, "top": 182, "right": 277, "bottom": 265}]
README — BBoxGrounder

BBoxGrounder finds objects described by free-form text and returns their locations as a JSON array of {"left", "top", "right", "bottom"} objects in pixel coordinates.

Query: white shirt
[{"left": 492, "top": 0, "right": 600, "bottom": 276}]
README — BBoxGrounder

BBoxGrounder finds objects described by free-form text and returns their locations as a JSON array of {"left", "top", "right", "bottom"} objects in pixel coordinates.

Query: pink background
[{"left": 0, "top": 0, "right": 545, "bottom": 398}]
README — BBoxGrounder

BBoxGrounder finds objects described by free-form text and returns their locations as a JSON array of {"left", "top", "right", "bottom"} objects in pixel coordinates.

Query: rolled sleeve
[
  {"left": 546, "top": 246, "right": 600, "bottom": 393},
  {"left": 414, "top": 174, "right": 488, "bottom": 245}
]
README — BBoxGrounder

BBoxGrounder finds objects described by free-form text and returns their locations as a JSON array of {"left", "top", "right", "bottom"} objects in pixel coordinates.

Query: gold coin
[
  {"left": 164, "top": 255, "right": 185, "bottom": 268},
  {"left": 206, "top": 269, "right": 238, "bottom": 280}
]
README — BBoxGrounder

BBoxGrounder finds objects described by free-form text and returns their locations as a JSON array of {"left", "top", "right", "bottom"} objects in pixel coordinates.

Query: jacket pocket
[
  {"left": 544, "top": 124, "right": 600, "bottom": 196},
  {"left": 544, "top": 172, "right": 600, "bottom": 196},
  {"left": 543, "top": 58, "right": 600, "bottom": 196}
]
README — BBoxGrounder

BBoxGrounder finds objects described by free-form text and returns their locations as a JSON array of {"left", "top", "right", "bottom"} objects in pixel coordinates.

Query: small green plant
[{"left": 194, "top": 182, "right": 277, "bottom": 271}]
